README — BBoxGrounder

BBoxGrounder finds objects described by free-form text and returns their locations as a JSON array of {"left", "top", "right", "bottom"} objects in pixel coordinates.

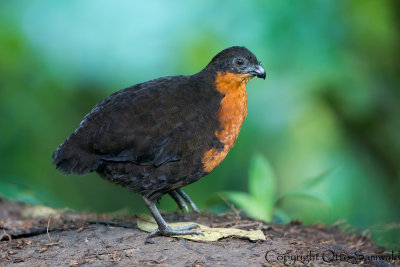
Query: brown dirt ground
[{"left": 0, "top": 198, "right": 396, "bottom": 267}]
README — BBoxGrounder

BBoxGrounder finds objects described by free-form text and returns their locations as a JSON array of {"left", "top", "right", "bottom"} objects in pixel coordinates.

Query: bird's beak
[{"left": 249, "top": 64, "right": 266, "bottom": 80}]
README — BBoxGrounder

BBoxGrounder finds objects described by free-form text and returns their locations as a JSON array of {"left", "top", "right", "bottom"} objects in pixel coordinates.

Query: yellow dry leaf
[
  {"left": 136, "top": 213, "right": 266, "bottom": 242},
  {"left": 22, "top": 206, "right": 59, "bottom": 219}
]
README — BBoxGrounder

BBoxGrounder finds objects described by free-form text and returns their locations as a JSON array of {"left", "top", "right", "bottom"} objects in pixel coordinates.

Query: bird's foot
[
  {"left": 178, "top": 202, "right": 189, "bottom": 213},
  {"left": 188, "top": 202, "right": 200, "bottom": 213},
  {"left": 148, "top": 224, "right": 203, "bottom": 238},
  {"left": 176, "top": 189, "right": 201, "bottom": 213},
  {"left": 169, "top": 191, "right": 189, "bottom": 213}
]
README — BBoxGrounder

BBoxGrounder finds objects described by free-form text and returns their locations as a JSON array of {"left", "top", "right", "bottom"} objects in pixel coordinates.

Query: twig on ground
[
  {"left": 2, "top": 229, "right": 12, "bottom": 242},
  {"left": 47, "top": 216, "right": 52, "bottom": 242},
  {"left": 218, "top": 193, "right": 241, "bottom": 221}
]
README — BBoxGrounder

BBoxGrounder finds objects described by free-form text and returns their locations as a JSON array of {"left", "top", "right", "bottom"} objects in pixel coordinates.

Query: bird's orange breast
[{"left": 202, "top": 72, "right": 252, "bottom": 173}]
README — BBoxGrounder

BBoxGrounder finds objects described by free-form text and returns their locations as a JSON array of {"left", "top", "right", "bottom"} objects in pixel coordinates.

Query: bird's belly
[{"left": 202, "top": 72, "right": 249, "bottom": 173}]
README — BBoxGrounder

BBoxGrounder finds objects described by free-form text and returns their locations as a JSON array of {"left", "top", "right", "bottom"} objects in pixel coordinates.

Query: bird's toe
[{"left": 148, "top": 225, "right": 203, "bottom": 238}]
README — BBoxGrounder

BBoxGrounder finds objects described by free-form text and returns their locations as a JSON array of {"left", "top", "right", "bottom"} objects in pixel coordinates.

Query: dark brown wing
[{"left": 53, "top": 75, "right": 223, "bottom": 175}]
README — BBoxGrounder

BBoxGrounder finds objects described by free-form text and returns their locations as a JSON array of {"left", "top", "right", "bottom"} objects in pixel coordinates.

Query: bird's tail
[{"left": 53, "top": 134, "right": 100, "bottom": 175}]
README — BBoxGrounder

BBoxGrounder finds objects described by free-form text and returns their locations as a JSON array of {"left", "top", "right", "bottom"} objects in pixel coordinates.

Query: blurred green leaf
[
  {"left": 278, "top": 192, "right": 331, "bottom": 207},
  {"left": 292, "top": 169, "right": 332, "bottom": 192},
  {"left": 273, "top": 208, "right": 291, "bottom": 224},
  {"left": 248, "top": 153, "right": 276, "bottom": 211},
  {"left": 0, "top": 180, "right": 43, "bottom": 205},
  {"left": 276, "top": 169, "right": 332, "bottom": 206},
  {"left": 0, "top": 176, "right": 61, "bottom": 206},
  {"left": 224, "top": 154, "right": 277, "bottom": 222},
  {"left": 224, "top": 191, "right": 272, "bottom": 222}
]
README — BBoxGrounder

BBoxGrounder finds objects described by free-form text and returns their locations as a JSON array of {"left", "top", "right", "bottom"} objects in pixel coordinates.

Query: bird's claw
[
  {"left": 191, "top": 205, "right": 200, "bottom": 214},
  {"left": 179, "top": 202, "right": 189, "bottom": 213},
  {"left": 175, "top": 189, "right": 201, "bottom": 213}
]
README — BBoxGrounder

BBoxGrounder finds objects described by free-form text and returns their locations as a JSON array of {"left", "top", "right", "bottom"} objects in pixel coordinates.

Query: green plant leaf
[
  {"left": 0, "top": 180, "right": 43, "bottom": 205},
  {"left": 248, "top": 154, "right": 276, "bottom": 211},
  {"left": 294, "top": 168, "right": 334, "bottom": 192},
  {"left": 278, "top": 191, "right": 331, "bottom": 206},
  {"left": 273, "top": 208, "right": 291, "bottom": 224},
  {"left": 224, "top": 191, "right": 272, "bottom": 221},
  {"left": 0, "top": 176, "right": 61, "bottom": 207},
  {"left": 276, "top": 169, "right": 333, "bottom": 206}
]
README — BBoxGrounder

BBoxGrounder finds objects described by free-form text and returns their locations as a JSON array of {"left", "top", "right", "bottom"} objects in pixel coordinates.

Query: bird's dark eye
[{"left": 235, "top": 59, "right": 244, "bottom": 66}]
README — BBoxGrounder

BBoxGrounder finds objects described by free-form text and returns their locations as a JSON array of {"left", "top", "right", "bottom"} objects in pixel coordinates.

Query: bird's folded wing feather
[{"left": 74, "top": 76, "right": 205, "bottom": 167}]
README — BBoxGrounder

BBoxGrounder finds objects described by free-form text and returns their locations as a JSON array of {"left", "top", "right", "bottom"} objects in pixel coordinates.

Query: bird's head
[{"left": 205, "top": 46, "right": 266, "bottom": 80}]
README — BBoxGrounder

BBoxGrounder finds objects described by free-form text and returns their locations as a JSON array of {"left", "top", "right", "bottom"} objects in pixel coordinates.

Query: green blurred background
[{"left": 1, "top": 0, "right": 399, "bottom": 249}]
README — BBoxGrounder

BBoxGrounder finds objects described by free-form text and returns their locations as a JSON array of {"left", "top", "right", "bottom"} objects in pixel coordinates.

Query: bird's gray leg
[
  {"left": 176, "top": 189, "right": 200, "bottom": 213},
  {"left": 142, "top": 196, "right": 203, "bottom": 237},
  {"left": 168, "top": 191, "right": 188, "bottom": 212}
]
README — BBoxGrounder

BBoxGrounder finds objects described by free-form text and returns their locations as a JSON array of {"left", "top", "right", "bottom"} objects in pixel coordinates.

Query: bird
[{"left": 53, "top": 46, "right": 266, "bottom": 237}]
